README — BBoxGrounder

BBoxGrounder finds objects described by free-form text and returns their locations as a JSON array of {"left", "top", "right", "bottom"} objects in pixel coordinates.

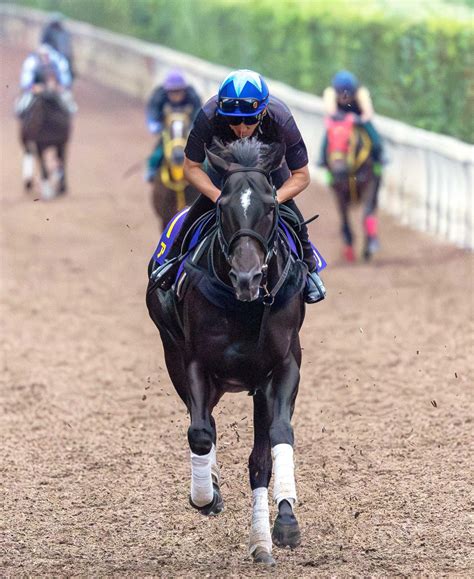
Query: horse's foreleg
[
  {"left": 22, "top": 143, "right": 35, "bottom": 191},
  {"left": 362, "top": 175, "right": 381, "bottom": 260},
  {"left": 37, "top": 145, "right": 53, "bottom": 200},
  {"left": 267, "top": 354, "right": 301, "bottom": 549},
  {"left": 187, "top": 360, "right": 223, "bottom": 515},
  {"left": 56, "top": 144, "right": 67, "bottom": 194},
  {"left": 335, "top": 188, "right": 355, "bottom": 261},
  {"left": 249, "top": 390, "right": 274, "bottom": 565}
]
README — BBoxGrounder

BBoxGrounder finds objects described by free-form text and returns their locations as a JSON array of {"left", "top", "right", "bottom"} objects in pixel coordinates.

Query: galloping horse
[
  {"left": 147, "top": 139, "right": 309, "bottom": 566},
  {"left": 20, "top": 89, "right": 71, "bottom": 200},
  {"left": 152, "top": 104, "right": 199, "bottom": 230},
  {"left": 325, "top": 112, "right": 381, "bottom": 261}
]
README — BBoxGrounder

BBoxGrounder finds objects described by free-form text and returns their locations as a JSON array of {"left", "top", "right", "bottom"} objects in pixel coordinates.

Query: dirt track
[{"left": 1, "top": 42, "right": 473, "bottom": 577}]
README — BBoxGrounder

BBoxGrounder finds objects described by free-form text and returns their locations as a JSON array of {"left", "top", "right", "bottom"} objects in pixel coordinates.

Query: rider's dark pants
[{"left": 166, "top": 194, "right": 317, "bottom": 272}]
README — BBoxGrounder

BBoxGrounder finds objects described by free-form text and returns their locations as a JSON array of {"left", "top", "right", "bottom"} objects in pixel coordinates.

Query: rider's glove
[{"left": 147, "top": 119, "right": 162, "bottom": 134}]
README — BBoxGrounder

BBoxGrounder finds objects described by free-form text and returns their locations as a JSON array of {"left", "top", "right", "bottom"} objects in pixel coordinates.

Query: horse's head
[
  {"left": 162, "top": 105, "right": 192, "bottom": 182},
  {"left": 207, "top": 138, "right": 285, "bottom": 302}
]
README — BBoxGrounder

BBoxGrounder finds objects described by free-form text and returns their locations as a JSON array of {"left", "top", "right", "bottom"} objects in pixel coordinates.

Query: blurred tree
[{"left": 10, "top": 0, "right": 474, "bottom": 142}]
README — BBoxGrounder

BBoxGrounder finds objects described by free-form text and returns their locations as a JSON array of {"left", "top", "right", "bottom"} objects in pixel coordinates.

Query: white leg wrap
[
  {"left": 249, "top": 487, "right": 272, "bottom": 555},
  {"left": 210, "top": 443, "right": 220, "bottom": 484},
  {"left": 41, "top": 180, "right": 54, "bottom": 201},
  {"left": 272, "top": 443, "right": 297, "bottom": 506},
  {"left": 190, "top": 444, "right": 214, "bottom": 507},
  {"left": 23, "top": 154, "right": 34, "bottom": 181}
]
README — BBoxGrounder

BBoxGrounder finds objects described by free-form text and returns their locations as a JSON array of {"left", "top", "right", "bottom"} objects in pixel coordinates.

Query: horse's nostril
[
  {"left": 229, "top": 269, "right": 262, "bottom": 288},
  {"left": 172, "top": 149, "right": 185, "bottom": 165},
  {"left": 252, "top": 272, "right": 263, "bottom": 284}
]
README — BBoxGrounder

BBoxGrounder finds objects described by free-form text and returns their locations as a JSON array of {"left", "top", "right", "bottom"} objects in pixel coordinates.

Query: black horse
[
  {"left": 146, "top": 139, "right": 309, "bottom": 566},
  {"left": 325, "top": 112, "right": 380, "bottom": 261},
  {"left": 20, "top": 89, "right": 70, "bottom": 199}
]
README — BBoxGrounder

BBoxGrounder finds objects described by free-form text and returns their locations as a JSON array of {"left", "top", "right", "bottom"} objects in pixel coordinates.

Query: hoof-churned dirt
[{"left": 1, "top": 43, "right": 472, "bottom": 577}]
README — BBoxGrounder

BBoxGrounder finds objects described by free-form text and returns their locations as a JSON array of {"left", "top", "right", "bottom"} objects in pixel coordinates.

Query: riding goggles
[
  {"left": 227, "top": 115, "right": 261, "bottom": 126},
  {"left": 219, "top": 97, "right": 262, "bottom": 115}
]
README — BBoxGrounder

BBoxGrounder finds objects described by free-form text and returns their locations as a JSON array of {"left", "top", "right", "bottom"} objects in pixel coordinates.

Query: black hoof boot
[
  {"left": 252, "top": 547, "right": 276, "bottom": 566},
  {"left": 272, "top": 501, "right": 301, "bottom": 549},
  {"left": 189, "top": 483, "right": 224, "bottom": 516}
]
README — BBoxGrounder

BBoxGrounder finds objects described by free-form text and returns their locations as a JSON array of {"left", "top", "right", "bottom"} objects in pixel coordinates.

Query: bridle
[
  {"left": 216, "top": 167, "right": 280, "bottom": 267},
  {"left": 213, "top": 166, "right": 291, "bottom": 307}
]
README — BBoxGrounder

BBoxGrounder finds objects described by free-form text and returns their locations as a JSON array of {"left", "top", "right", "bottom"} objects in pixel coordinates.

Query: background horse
[
  {"left": 147, "top": 139, "right": 308, "bottom": 566},
  {"left": 20, "top": 89, "right": 71, "bottom": 200},
  {"left": 325, "top": 112, "right": 381, "bottom": 261},
  {"left": 151, "top": 104, "right": 199, "bottom": 230}
]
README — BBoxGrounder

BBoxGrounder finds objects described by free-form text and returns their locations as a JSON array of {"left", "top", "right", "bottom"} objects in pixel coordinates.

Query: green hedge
[{"left": 9, "top": 0, "right": 474, "bottom": 142}]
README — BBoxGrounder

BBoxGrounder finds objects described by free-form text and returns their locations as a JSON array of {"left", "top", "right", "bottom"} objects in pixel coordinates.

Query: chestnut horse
[
  {"left": 325, "top": 112, "right": 381, "bottom": 261},
  {"left": 151, "top": 105, "right": 199, "bottom": 230},
  {"left": 20, "top": 89, "right": 70, "bottom": 200}
]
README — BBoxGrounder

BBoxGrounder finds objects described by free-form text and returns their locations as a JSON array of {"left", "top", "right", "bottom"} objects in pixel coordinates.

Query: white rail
[{"left": 1, "top": 4, "right": 472, "bottom": 248}]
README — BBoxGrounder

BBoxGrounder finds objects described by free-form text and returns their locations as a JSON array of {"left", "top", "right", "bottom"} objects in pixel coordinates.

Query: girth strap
[{"left": 257, "top": 250, "right": 294, "bottom": 350}]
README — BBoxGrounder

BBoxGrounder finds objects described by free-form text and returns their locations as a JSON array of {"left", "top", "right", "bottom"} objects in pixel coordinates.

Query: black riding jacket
[{"left": 184, "top": 95, "right": 309, "bottom": 189}]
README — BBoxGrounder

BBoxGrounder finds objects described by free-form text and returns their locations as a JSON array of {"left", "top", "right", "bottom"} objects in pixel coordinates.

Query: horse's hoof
[
  {"left": 343, "top": 245, "right": 355, "bottom": 262},
  {"left": 41, "top": 181, "right": 55, "bottom": 201},
  {"left": 252, "top": 547, "right": 276, "bottom": 566},
  {"left": 272, "top": 513, "right": 301, "bottom": 548},
  {"left": 24, "top": 179, "right": 33, "bottom": 192},
  {"left": 363, "top": 237, "right": 380, "bottom": 261},
  {"left": 189, "top": 483, "right": 224, "bottom": 516}
]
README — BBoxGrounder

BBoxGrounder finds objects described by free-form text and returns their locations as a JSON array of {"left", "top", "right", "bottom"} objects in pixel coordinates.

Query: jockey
[
  {"left": 319, "top": 70, "right": 384, "bottom": 169},
  {"left": 152, "top": 69, "right": 326, "bottom": 304},
  {"left": 145, "top": 69, "right": 202, "bottom": 182},
  {"left": 40, "top": 12, "right": 75, "bottom": 81},
  {"left": 16, "top": 43, "right": 77, "bottom": 116}
]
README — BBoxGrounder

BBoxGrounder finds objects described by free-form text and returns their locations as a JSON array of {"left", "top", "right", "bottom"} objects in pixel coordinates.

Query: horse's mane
[{"left": 211, "top": 137, "right": 271, "bottom": 168}]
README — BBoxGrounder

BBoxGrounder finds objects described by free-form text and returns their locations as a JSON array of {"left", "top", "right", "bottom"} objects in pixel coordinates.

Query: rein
[
  {"left": 216, "top": 167, "right": 279, "bottom": 264},
  {"left": 212, "top": 166, "right": 299, "bottom": 348}
]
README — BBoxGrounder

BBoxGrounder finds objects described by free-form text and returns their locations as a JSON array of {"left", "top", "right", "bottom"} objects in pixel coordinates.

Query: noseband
[{"left": 216, "top": 167, "right": 280, "bottom": 266}]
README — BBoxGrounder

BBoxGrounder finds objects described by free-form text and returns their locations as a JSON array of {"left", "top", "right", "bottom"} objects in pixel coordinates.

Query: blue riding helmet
[
  {"left": 332, "top": 70, "right": 359, "bottom": 95},
  {"left": 217, "top": 69, "right": 269, "bottom": 116}
]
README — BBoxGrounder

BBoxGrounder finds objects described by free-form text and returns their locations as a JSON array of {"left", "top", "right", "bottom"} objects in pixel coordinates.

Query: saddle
[{"left": 149, "top": 207, "right": 326, "bottom": 310}]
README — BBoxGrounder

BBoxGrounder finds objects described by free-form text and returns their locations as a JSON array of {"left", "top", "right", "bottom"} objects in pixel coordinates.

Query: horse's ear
[
  {"left": 205, "top": 146, "right": 231, "bottom": 175},
  {"left": 260, "top": 142, "right": 286, "bottom": 174}
]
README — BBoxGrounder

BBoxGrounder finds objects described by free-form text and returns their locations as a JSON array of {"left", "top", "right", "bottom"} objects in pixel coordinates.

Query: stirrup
[
  {"left": 304, "top": 271, "right": 326, "bottom": 304},
  {"left": 150, "top": 258, "right": 180, "bottom": 290}
]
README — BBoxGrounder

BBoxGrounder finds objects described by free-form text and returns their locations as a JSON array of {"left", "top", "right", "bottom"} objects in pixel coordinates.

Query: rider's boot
[
  {"left": 146, "top": 144, "right": 164, "bottom": 183},
  {"left": 283, "top": 199, "right": 326, "bottom": 305},
  {"left": 299, "top": 231, "right": 326, "bottom": 304},
  {"left": 305, "top": 269, "right": 326, "bottom": 304}
]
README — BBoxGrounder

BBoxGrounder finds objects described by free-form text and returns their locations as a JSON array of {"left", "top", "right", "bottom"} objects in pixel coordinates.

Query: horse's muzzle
[
  {"left": 330, "top": 160, "right": 349, "bottom": 180},
  {"left": 229, "top": 267, "right": 263, "bottom": 302}
]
